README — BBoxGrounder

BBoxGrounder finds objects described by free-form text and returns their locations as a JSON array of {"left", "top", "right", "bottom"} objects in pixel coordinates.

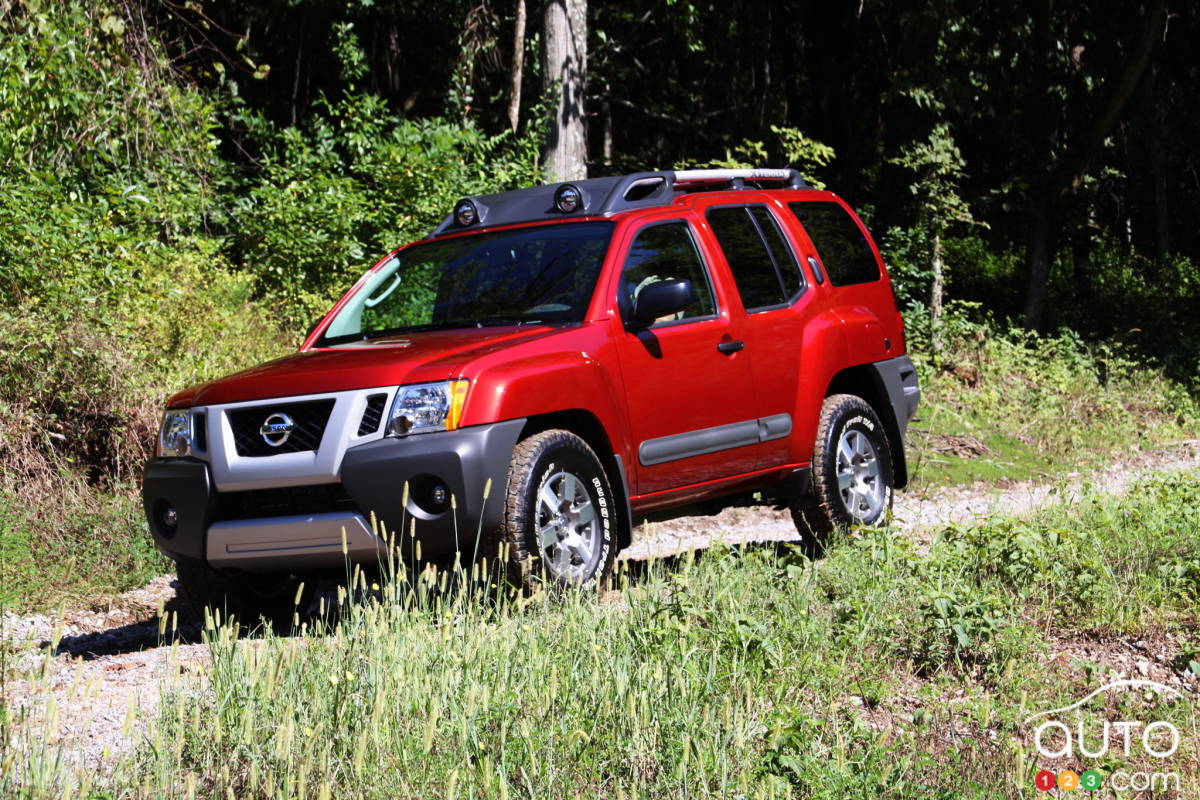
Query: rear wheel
[
  {"left": 494, "top": 429, "right": 617, "bottom": 592},
  {"left": 791, "top": 394, "right": 893, "bottom": 553}
]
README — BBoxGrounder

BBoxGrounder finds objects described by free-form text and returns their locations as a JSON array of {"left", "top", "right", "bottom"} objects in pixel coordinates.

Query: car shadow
[{"left": 43, "top": 591, "right": 204, "bottom": 660}]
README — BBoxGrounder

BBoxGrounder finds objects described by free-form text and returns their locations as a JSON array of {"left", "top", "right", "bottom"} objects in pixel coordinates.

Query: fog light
[
  {"left": 408, "top": 474, "right": 452, "bottom": 517},
  {"left": 154, "top": 500, "right": 179, "bottom": 539}
]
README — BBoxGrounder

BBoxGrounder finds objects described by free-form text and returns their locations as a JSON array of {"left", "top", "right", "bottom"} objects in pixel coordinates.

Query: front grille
[
  {"left": 214, "top": 483, "right": 359, "bottom": 522},
  {"left": 358, "top": 393, "right": 387, "bottom": 436},
  {"left": 227, "top": 399, "right": 335, "bottom": 457}
]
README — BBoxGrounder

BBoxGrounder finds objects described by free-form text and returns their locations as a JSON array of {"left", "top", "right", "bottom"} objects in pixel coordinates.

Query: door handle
[{"left": 717, "top": 339, "right": 745, "bottom": 354}]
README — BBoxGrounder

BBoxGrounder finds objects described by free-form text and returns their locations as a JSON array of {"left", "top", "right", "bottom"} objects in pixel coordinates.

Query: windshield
[{"left": 318, "top": 221, "right": 615, "bottom": 345}]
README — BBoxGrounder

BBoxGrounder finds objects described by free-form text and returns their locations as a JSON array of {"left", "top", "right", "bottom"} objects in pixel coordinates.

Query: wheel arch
[
  {"left": 519, "top": 409, "right": 634, "bottom": 549},
  {"left": 824, "top": 364, "right": 909, "bottom": 488}
]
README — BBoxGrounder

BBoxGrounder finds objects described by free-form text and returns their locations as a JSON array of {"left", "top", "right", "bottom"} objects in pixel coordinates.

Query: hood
[{"left": 168, "top": 325, "right": 566, "bottom": 407}]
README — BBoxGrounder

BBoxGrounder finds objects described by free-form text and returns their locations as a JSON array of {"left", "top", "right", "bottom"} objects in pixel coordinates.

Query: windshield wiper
[
  {"left": 356, "top": 321, "right": 472, "bottom": 341},
  {"left": 472, "top": 316, "right": 543, "bottom": 327},
  {"left": 322, "top": 317, "right": 547, "bottom": 346}
]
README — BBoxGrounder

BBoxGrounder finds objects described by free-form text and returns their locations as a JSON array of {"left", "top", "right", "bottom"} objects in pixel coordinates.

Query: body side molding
[{"left": 638, "top": 413, "right": 793, "bottom": 466}]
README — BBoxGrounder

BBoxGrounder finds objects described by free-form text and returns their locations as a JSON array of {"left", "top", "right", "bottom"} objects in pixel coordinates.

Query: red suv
[{"left": 143, "top": 168, "right": 919, "bottom": 618}]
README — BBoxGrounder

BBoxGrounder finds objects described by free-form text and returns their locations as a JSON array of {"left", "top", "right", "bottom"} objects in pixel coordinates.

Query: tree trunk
[
  {"left": 1022, "top": 196, "right": 1054, "bottom": 329},
  {"left": 1021, "top": 0, "right": 1167, "bottom": 328},
  {"left": 601, "top": 94, "right": 613, "bottom": 168},
  {"left": 542, "top": 0, "right": 588, "bottom": 181},
  {"left": 930, "top": 229, "right": 944, "bottom": 355},
  {"left": 506, "top": 0, "right": 526, "bottom": 134},
  {"left": 1147, "top": 64, "right": 1170, "bottom": 259}
]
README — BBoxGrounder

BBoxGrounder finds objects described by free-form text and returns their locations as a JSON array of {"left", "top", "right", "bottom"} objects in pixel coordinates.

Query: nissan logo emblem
[{"left": 260, "top": 412, "right": 296, "bottom": 447}]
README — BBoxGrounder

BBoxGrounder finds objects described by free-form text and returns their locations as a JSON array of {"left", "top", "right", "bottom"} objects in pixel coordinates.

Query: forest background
[{"left": 1, "top": 0, "right": 1197, "bottom": 607}]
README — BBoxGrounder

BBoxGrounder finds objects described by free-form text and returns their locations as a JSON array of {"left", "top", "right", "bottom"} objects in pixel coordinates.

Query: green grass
[
  {"left": 4, "top": 474, "right": 1197, "bottom": 798},
  {"left": 0, "top": 488, "right": 167, "bottom": 611},
  {"left": 904, "top": 318, "right": 1199, "bottom": 490}
]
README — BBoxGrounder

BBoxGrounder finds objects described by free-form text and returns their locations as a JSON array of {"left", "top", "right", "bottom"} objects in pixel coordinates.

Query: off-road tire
[
  {"left": 493, "top": 429, "right": 617, "bottom": 593},
  {"left": 791, "top": 394, "right": 893, "bottom": 554},
  {"left": 174, "top": 559, "right": 305, "bottom": 631}
]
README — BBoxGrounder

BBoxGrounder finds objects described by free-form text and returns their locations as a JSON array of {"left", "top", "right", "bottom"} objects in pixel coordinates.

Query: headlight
[
  {"left": 386, "top": 380, "right": 469, "bottom": 436},
  {"left": 157, "top": 410, "right": 193, "bottom": 457}
]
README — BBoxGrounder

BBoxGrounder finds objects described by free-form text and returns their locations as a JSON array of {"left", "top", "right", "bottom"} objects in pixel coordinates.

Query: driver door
[{"left": 611, "top": 217, "right": 760, "bottom": 496}]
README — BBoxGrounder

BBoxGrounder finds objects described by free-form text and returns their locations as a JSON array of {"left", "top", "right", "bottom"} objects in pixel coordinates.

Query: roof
[{"left": 426, "top": 168, "right": 811, "bottom": 238}]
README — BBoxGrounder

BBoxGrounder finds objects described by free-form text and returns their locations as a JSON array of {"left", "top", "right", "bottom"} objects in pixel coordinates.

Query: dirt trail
[{"left": 3, "top": 440, "right": 1198, "bottom": 769}]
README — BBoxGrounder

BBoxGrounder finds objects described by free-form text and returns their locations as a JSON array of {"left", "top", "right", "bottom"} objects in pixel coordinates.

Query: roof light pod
[
  {"left": 454, "top": 198, "right": 479, "bottom": 227},
  {"left": 554, "top": 183, "right": 583, "bottom": 213}
]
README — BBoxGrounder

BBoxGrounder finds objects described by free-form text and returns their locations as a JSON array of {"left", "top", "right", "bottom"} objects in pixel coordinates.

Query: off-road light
[
  {"left": 554, "top": 183, "right": 582, "bottom": 213},
  {"left": 454, "top": 198, "right": 478, "bottom": 227}
]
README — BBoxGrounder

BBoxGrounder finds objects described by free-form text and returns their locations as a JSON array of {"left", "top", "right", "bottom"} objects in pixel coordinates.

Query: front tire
[
  {"left": 792, "top": 394, "right": 894, "bottom": 552},
  {"left": 495, "top": 429, "right": 617, "bottom": 591}
]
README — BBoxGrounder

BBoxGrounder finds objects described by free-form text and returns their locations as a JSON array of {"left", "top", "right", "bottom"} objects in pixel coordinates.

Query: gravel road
[{"left": 3, "top": 440, "right": 1198, "bottom": 771}]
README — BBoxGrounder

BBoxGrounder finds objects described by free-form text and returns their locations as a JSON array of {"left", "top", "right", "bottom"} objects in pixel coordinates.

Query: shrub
[{"left": 229, "top": 90, "right": 545, "bottom": 325}]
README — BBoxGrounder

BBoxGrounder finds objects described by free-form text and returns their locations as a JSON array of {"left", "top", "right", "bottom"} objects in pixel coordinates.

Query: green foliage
[
  {"left": 889, "top": 122, "right": 975, "bottom": 235},
  {"left": 914, "top": 584, "right": 1009, "bottom": 672},
  {"left": 0, "top": 0, "right": 288, "bottom": 609},
  {"left": 230, "top": 92, "right": 544, "bottom": 324},
  {"left": 903, "top": 302, "right": 1199, "bottom": 489},
  {"left": 680, "top": 126, "right": 834, "bottom": 189}
]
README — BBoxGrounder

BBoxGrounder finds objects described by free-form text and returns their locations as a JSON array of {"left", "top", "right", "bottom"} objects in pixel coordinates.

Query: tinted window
[
  {"left": 749, "top": 207, "right": 805, "bottom": 298},
  {"left": 621, "top": 222, "right": 716, "bottom": 324},
  {"left": 321, "top": 221, "right": 613, "bottom": 344},
  {"left": 707, "top": 207, "right": 787, "bottom": 310},
  {"left": 788, "top": 201, "right": 880, "bottom": 286}
]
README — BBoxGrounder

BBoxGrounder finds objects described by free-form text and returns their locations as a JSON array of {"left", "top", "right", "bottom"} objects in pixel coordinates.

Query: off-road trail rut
[{"left": 3, "top": 441, "right": 1198, "bottom": 769}]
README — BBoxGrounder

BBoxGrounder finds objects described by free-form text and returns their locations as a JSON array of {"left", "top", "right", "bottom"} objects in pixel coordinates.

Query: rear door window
[
  {"left": 706, "top": 205, "right": 804, "bottom": 311},
  {"left": 787, "top": 201, "right": 880, "bottom": 286}
]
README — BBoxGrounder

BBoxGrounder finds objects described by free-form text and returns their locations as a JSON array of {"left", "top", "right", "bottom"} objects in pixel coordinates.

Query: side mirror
[{"left": 630, "top": 278, "right": 696, "bottom": 326}]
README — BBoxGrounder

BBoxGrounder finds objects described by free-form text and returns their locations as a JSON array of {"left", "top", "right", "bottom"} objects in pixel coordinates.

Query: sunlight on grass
[{"left": 3, "top": 476, "right": 1197, "bottom": 798}]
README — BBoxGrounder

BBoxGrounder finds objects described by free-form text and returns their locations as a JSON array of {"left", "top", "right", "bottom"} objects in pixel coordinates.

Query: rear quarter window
[{"left": 788, "top": 201, "right": 880, "bottom": 286}]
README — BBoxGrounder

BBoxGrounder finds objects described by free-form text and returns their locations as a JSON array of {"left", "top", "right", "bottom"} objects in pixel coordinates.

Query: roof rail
[
  {"left": 427, "top": 167, "right": 812, "bottom": 237},
  {"left": 596, "top": 168, "right": 809, "bottom": 213},
  {"left": 671, "top": 168, "right": 808, "bottom": 190}
]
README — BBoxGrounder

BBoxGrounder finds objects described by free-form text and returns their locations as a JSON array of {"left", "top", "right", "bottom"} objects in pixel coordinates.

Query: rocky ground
[{"left": 2, "top": 440, "right": 1198, "bottom": 771}]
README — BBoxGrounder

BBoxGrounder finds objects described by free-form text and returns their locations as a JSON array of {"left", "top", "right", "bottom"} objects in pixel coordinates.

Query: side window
[
  {"left": 707, "top": 206, "right": 804, "bottom": 311},
  {"left": 620, "top": 222, "right": 716, "bottom": 324},
  {"left": 787, "top": 201, "right": 880, "bottom": 286},
  {"left": 749, "top": 207, "right": 805, "bottom": 298}
]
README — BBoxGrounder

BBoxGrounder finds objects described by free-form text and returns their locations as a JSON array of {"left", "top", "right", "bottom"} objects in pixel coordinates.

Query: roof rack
[{"left": 427, "top": 168, "right": 811, "bottom": 237}]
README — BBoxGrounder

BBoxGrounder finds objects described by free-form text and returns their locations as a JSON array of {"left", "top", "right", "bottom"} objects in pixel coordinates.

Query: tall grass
[
  {"left": 905, "top": 305, "right": 1199, "bottom": 487},
  {"left": 3, "top": 475, "right": 1197, "bottom": 798}
]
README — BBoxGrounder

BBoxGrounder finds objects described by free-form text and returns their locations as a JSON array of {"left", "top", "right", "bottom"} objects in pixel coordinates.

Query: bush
[
  {"left": 229, "top": 80, "right": 546, "bottom": 325},
  {"left": 0, "top": 1, "right": 288, "bottom": 607}
]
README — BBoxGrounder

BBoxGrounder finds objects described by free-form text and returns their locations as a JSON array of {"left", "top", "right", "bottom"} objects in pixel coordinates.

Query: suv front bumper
[{"left": 142, "top": 419, "right": 525, "bottom": 572}]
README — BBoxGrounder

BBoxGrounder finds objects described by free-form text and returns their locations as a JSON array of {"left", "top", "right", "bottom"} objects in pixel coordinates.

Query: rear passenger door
[
  {"left": 697, "top": 199, "right": 822, "bottom": 468},
  {"left": 610, "top": 216, "right": 760, "bottom": 495}
]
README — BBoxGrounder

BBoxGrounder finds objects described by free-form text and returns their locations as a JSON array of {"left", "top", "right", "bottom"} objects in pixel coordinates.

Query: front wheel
[
  {"left": 791, "top": 394, "right": 894, "bottom": 552},
  {"left": 495, "top": 429, "right": 617, "bottom": 591}
]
